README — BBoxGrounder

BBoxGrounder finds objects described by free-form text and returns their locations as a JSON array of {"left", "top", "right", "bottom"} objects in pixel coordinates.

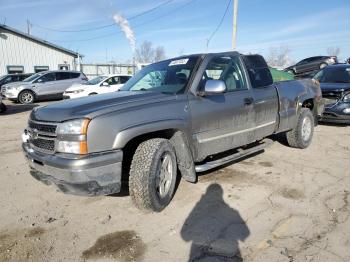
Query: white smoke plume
[{"left": 113, "top": 13, "right": 136, "bottom": 53}]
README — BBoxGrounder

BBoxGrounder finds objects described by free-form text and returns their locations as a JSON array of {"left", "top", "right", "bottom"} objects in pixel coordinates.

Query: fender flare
[{"left": 113, "top": 119, "right": 197, "bottom": 183}]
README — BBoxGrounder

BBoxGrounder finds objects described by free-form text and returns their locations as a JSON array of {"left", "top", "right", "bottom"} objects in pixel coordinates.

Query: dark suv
[
  {"left": 284, "top": 56, "right": 338, "bottom": 76},
  {"left": 0, "top": 73, "right": 33, "bottom": 88}
]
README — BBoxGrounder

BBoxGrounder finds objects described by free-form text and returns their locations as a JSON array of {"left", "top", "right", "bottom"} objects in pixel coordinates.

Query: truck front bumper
[{"left": 22, "top": 143, "right": 123, "bottom": 196}]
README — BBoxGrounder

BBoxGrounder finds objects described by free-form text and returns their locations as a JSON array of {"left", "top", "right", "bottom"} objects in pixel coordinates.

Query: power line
[
  {"left": 206, "top": 0, "right": 232, "bottom": 49},
  {"left": 53, "top": 0, "right": 198, "bottom": 43},
  {"left": 32, "top": 0, "right": 174, "bottom": 33}
]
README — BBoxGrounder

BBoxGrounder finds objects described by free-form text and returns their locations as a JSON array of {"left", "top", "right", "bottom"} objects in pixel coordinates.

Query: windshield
[
  {"left": 314, "top": 67, "right": 350, "bottom": 83},
  {"left": 121, "top": 56, "right": 199, "bottom": 94},
  {"left": 86, "top": 76, "right": 108, "bottom": 85},
  {"left": 23, "top": 72, "right": 44, "bottom": 82}
]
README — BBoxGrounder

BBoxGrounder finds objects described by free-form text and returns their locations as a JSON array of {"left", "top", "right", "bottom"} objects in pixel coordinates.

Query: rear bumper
[{"left": 22, "top": 143, "right": 123, "bottom": 196}]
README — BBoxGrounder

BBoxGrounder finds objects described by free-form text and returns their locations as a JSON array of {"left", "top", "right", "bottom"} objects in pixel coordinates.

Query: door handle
[{"left": 244, "top": 97, "right": 254, "bottom": 105}]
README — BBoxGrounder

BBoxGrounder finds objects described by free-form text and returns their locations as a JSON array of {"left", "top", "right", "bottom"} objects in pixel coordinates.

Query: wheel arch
[{"left": 116, "top": 120, "right": 197, "bottom": 183}]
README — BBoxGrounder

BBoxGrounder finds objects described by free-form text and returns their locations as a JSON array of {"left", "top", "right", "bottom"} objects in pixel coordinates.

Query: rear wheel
[
  {"left": 18, "top": 90, "right": 34, "bottom": 104},
  {"left": 285, "top": 108, "right": 314, "bottom": 149},
  {"left": 129, "top": 138, "right": 177, "bottom": 212}
]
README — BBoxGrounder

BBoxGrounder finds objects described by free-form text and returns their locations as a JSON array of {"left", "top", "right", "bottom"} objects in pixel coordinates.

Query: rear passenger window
[
  {"left": 70, "top": 72, "right": 80, "bottom": 79},
  {"left": 202, "top": 56, "right": 247, "bottom": 92},
  {"left": 241, "top": 55, "right": 273, "bottom": 88},
  {"left": 120, "top": 76, "right": 131, "bottom": 84},
  {"left": 56, "top": 72, "right": 71, "bottom": 80}
]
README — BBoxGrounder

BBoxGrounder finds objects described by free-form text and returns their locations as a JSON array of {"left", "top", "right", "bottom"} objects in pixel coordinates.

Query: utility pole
[
  {"left": 232, "top": 0, "right": 239, "bottom": 50},
  {"left": 27, "top": 19, "right": 31, "bottom": 35}
]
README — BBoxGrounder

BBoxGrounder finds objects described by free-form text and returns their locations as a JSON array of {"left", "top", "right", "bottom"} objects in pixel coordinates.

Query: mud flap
[{"left": 170, "top": 131, "right": 197, "bottom": 183}]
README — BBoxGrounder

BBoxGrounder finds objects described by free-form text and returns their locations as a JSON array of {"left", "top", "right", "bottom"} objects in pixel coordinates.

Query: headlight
[
  {"left": 56, "top": 119, "right": 90, "bottom": 154},
  {"left": 343, "top": 93, "right": 350, "bottom": 102},
  {"left": 57, "top": 119, "right": 89, "bottom": 134},
  {"left": 8, "top": 86, "right": 21, "bottom": 91},
  {"left": 73, "top": 89, "right": 84, "bottom": 94}
]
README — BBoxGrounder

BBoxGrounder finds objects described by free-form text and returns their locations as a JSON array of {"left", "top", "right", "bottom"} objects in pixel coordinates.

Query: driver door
[
  {"left": 32, "top": 72, "right": 56, "bottom": 96},
  {"left": 189, "top": 55, "right": 256, "bottom": 160}
]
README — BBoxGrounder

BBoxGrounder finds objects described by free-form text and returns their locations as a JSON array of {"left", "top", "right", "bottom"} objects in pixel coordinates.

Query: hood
[
  {"left": 3, "top": 81, "right": 30, "bottom": 88},
  {"left": 320, "top": 82, "right": 350, "bottom": 92},
  {"left": 31, "top": 91, "right": 177, "bottom": 122}
]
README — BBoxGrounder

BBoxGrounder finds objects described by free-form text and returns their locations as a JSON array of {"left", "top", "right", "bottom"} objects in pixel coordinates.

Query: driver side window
[
  {"left": 104, "top": 76, "right": 119, "bottom": 86},
  {"left": 36, "top": 73, "right": 55, "bottom": 83},
  {"left": 200, "top": 56, "right": 247, "bottom": 92}
]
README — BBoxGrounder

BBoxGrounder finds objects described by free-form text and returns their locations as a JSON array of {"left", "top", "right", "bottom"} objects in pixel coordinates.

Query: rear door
[
  {"left": 55, "top": 72, "right": 73, "bottom": 93},
  {"left": 295, "top": 58, "right": 311, "bottom": 74},
  {"left": 189, "top": 54, "right": 256, "bottom": 160},
  {"left": 242, "top": 55, "right": 279, "bottom": 140}
]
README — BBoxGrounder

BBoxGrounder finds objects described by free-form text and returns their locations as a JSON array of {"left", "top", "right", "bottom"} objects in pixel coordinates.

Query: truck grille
[
  {"left": 31, "top": 138, "right": 55, "bottom": 152},
  {"left": 27, "top": 120, "right": 57, "bottom": 153},
  {"left": 29, "top": 121, "right": 57, "bottom": 133}
]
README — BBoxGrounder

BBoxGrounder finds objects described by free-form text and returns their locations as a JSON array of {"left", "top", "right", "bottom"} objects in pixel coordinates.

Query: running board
[{"left": 195, "top": 139, "right": 273, "bottom": 172}]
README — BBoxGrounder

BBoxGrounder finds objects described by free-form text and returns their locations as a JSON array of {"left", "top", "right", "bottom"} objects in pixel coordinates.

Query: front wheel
[
  {"left": 129, "top": 138, "right": 177, "bottom": 212},
  {"left": 18, "top": 90, "right": 34, "bottom": 104},
  {"left": 285, "top": 108, "right": 314, "bottom": 149}
]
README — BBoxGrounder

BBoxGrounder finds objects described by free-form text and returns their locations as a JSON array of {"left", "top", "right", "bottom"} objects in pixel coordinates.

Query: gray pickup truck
[{"left": 22, "top": 52, "right": 324, "bottom": 212}]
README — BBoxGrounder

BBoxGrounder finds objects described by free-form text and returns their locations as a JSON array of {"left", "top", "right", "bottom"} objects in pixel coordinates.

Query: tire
[
  {"left": 319, "top": 63, "right": 327, "bottom": 69},
  {"left": 18, "top": 90, "right": 34, "bottom": 104},
  {"left": 286, "top": 108, "right": 314, "bottom": 149},
  {"left": 129, "top": 138, "right": 177, "bottom": 212}
]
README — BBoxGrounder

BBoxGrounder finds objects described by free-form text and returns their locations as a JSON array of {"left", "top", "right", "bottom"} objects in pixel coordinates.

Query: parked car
[
  {"left": 63, "top": 74, "right": 132, "bottom": 99},
  {"left": 284, "top": 56, "right": 338, "bottom": 76},
  {"left": 1, "top": 71, "right": 87, "bottom": 104},
  {"left": 22, "top": 52, "right": 323, "bottom": 212},
  {"left": 315, "top": 64, "right": 350, "bottom": 124},
  {"left": 0, "top": 95, "right": 6, "bottom": 112},
  {"left": 0, "top": 73, "right": 33, "bottom": 89}
]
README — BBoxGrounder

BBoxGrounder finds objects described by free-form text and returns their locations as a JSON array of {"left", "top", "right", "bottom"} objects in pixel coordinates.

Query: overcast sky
[{"left": 1, "top": 0, "right": 349, "bottom": 63}]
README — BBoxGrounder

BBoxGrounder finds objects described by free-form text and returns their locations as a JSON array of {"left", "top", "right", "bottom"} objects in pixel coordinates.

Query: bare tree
[
  {"left": 135, "top": 41, "right": 166, "bottom": 63},
  {"left": 327, "top": 47, "right": 340, "bottom": 57},
  {"left": 266, "top": 45, "right": 293, "bottom": 68},
  {"left": 136, "top": 41, "right": 155, "bottom": 63},
  {"left": 154, "top": 46, "right": 166, "bottom": 62}
]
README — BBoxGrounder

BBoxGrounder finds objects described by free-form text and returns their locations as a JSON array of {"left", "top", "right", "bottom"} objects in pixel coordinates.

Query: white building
[{"left": 0, "top": 24, "right": 82, "bottom": 76}]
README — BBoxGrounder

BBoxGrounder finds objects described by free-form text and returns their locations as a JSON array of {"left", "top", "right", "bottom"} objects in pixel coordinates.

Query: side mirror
[
  {"left": 203, "top": 80, "right": 226, "bottom": 95},
  {"left": 37, "top": 79, "right": 44, "bottom": 83},
  {"left": 101, "top": 82, "right": 109, "bottom": 87}
]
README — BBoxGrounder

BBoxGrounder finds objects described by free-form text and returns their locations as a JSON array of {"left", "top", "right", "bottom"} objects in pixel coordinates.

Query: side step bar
[{"left": 195, "top": 139, "right": 273, "bottom": 172}]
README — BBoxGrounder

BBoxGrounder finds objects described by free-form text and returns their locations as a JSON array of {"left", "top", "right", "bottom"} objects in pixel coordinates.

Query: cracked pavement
[{"left": 0, "top": 101, "right": 349, "bottom": 262}]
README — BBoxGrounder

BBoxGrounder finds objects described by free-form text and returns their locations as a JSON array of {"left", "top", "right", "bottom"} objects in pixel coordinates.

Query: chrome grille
[
  {"left": 30, "top": 138, "right": 55, "bottom": 152},
  {"left": 29, "top": 121, "right": 57, "bottom": 133},
  {"left": 27, "top": 120, "right": 57, "bottom": 153}
]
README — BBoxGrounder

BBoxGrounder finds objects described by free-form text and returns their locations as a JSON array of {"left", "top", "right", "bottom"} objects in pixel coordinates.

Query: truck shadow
[
  {"left": 0, "top": 102, "right": 38, "bottom": 115},
  {"left": 181, "top": 183, "right": 249, "bottom": 261}
]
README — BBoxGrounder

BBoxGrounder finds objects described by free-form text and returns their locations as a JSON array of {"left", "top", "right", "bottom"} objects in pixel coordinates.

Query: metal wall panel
[{"left": 0, "top": 29, "right": 77, "bottom": 75}]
